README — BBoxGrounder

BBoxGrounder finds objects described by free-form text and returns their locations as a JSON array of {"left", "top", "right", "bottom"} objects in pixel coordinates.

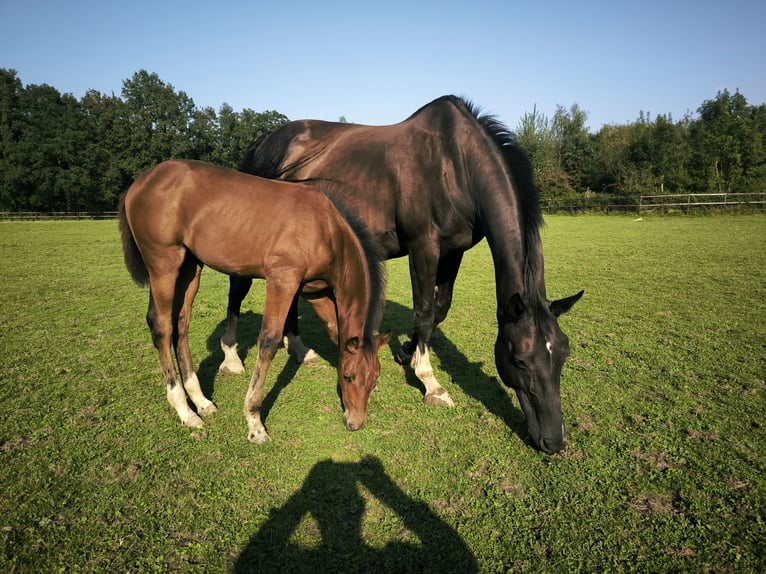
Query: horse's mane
[
  {"left": 322, "top": 190, "right": 386, "bottom": 348},
  {"left": 449, "top": 96, "right": 548, "bottom": 310}
]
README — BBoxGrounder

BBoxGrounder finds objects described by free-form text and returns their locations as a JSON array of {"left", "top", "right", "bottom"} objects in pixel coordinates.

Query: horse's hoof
[
  {"left": 218, "top": 363, "right": 245, "bottom": 376},
  {"left": 183, "top": 414, "right": 205, "bottom": 428},
  {"left": 199, "top": 403, "right": 218, "bottom": 416},
  {"left": 395, "top": 341, "right": 416, "bottom": 365},
  {"left": 248, "top": 429, "right": 271, "bottom": 444},
  {"left": 300, "top": 349, "right": 321, "bottom": 364},
  {"left": 424, "top": 389, "right": 455, "bottom": 408}
]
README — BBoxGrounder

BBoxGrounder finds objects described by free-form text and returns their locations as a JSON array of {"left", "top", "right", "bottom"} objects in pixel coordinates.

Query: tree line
[
  {"left": 1, "top": 67, "right": 765, "bottom": 212},
  {"left": 0, "top": 69, "right": 288, "bottom": 212}
]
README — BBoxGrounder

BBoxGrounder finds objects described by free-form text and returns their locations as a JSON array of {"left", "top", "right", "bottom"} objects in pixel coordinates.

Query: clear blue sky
[{"left": 2, "top": 0, "right": 764, "bottom": 132}]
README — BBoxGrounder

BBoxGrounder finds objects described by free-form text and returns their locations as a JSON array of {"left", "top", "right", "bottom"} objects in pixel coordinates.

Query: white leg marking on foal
[
  {"left": 167, "top": 383, "right": 204, "bottom": 428},
  {"left": 283, "top": 335, "right": 319, "bottom": 364},
  {"left": 219, "top": 341, "right": 245, "bottom": 375},
  {"left": 411, "top": 345, "right": 455, "bottom": 407},
  {"left": 184, "top": 373, "right": 217, "bottom": 415}
]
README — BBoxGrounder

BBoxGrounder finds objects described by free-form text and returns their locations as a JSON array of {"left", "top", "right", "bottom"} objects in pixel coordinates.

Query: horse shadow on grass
[
  {"left": 233, "top": 456, "right": 478, "bottom": 574},
  {"left": 197, "top": 298, "right": 526, "bottom": 445}
]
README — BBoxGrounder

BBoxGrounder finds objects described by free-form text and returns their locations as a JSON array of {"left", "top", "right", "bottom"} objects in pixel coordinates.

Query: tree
[
  {"left": 516, "top": 106, "right": 574, "bottom": 197},
  {"left": 120, "top": 70, "right": 197, "bottom": 178},
  {"left": 689, "top": 89, "right": 763, "bottom": 193},
  {"left": 0, "top": 69, "right": 23, "bottom": 210},
  {"left": 552, "top": 103, "right": 592, "bottom": 193}
]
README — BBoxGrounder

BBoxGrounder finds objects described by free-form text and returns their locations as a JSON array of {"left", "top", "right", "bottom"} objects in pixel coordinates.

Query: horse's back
[
  {"left": 125, "top": 160, "right": 342, "bottom": 278},
  {"left": 246, "top": 99, "right": 484, "bottom": 257}
]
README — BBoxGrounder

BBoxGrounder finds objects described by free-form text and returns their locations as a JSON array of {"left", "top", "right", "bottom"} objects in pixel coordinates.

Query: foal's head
[{"left": 339, "top": 332, "right": 390, "bottom": 431}]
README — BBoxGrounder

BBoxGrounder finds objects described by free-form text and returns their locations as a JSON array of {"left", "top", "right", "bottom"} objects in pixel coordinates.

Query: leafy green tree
[
  {"left": 552, "top": 103, "right": 592, "bottom": 193},
  {"left": 689, "top": 89, "right": 764, "bottom": 193},
  {"left": 0, "top": 69, "right": 24, "bottom": 210},
  {"left": 80, "top": 89, "right": 131, "bottom": 210},
  {"left": 120, "top": 70, "right": 197, "bottom": 178}
]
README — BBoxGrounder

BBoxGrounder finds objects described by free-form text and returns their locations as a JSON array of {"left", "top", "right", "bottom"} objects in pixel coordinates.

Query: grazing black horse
[{"left": 222, "top": 95, "right": 583, "bottom": 454}]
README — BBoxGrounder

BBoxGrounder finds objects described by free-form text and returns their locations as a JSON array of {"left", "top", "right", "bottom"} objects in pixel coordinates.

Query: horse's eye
[{"left": 343, "top": 374, "right": 353, "bottom": 384}]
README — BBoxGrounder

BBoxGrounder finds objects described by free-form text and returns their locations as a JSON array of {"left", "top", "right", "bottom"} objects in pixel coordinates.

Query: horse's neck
[
  {"left": 331, "top": 237, "right": 371, "bottom": 344},
  {"left": 475, "top": 173, "right": 546, "bottom": 307}
]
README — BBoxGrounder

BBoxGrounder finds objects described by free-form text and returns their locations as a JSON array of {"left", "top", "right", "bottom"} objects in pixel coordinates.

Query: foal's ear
[
  {"left": 345, "top": 337, "right": 361, "bottom": 354},
  {"left": 550, "top": 290, "right": 584, "bottom": 317},
  {"left": 376, "top": 330, "right": 392, "bottom": 350}
]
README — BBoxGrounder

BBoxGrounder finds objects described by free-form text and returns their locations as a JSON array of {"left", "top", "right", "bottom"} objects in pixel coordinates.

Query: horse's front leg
[
  {"left": 405, "top": 245, "right": 455, "bottom": 408},
  {"left": 396, "top": 252, "right": 463, "bottom": 363},
  {"left": 174, "top": 257, "right": 217, "bottom": 417},
  {"left": 244, "top": 279, "right": 296, "bottom": 443},
  {"left": 219, "top": 276, "right": 252, "bottom": 375}
]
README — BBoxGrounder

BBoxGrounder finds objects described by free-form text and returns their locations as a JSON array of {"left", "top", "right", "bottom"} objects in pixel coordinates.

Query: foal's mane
[
  {"left": 320, "top": 189, "right": 386, "bottom": 348},
  {"left": 447, "top": 96, "right": 548, "bottom": 309}
]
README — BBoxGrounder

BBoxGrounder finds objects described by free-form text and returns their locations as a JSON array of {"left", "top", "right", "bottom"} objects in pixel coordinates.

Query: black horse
[{"left": 221, "top": 96, "right": 582, "bottom": 454}]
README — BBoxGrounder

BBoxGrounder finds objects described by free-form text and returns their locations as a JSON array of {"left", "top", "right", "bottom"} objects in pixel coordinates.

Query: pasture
[{"left": 1, "top": 215, "right": 764, "bottom": 572}]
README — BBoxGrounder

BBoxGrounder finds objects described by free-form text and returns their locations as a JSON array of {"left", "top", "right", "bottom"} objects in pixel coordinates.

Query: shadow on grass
[
  {"left": 234, "top": 456, "right": 478, "bottom": 573},
  {"left": 198, "top": 297, "right": 527, "bottom": 445}
]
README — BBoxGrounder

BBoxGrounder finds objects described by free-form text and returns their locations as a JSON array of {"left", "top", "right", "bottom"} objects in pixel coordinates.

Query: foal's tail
[{"left": 118, "top": 192, "right": 149, "bottom": 287}]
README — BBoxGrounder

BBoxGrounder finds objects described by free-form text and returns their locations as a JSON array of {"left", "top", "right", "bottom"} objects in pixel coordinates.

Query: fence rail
[
  {"left": 2, "top": 193, "right": 765, "bottom": 220},
  {"left": 0, "top": 211, "right": 118, "bottom": 221},
  {"left": 542, "top": 192, "right": 766, "bottom": 215}
]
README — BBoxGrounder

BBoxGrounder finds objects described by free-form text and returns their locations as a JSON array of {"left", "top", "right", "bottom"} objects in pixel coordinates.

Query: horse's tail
[{"left": 117, "top": 192, "right": 149, "bottom": 287}]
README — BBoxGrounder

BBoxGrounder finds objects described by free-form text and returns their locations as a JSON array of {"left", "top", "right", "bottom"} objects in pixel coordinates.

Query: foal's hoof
[
  {"left": 248, "top": 429, "right": 272, "bottom": 444},
  {"left": 424, "top": 389, "right": 455, "bottom": 408},
  {"left": 183, "top": 413, "right": 205, "bottom": 428},
  {"left": 199, "top": 403, "right": 218, "bottom": 416}
]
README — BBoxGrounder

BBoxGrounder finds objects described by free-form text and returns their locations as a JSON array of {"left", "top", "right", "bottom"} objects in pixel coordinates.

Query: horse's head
[
  {"left": 339, "top": 331, "right": 391, "bottom": 431},
  {"left": 495, "top": 291, "right": 583, "bottom": 454}
]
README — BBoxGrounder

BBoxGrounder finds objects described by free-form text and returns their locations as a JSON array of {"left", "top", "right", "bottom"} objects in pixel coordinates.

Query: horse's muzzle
[
  {"left": 537, "top": 423, "right": 568, "bottom": 454},
  {"left": 343, "top": 412, "right": 366, "bottom": 432}
]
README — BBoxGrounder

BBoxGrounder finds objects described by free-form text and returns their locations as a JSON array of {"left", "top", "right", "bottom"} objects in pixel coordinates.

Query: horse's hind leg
[
  {"left": 174, "top": 254, "right": 217, "bottom": 417},
  {"left": 282, "top": 294, "right": 320, "bottom": 363},
  {"left": 219, "top": 276, "right": 252, "bottom": 375},
  {"left": 147, "top": 267, "right": 204, "bottom": 428},
  {"left": 245, "top": 278, "right": 297, "bottom": 443}
]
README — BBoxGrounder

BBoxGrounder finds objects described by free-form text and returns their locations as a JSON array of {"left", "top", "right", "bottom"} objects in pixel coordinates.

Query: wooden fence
[
  {"left": 542, "top": 192, "right": 766, "bottom": 215},
  {"left": 0, "top": 211, "right": 118, "bottom": 221},
  {"left": 2, "top": 193, "right": 765, "bottom": 220}
]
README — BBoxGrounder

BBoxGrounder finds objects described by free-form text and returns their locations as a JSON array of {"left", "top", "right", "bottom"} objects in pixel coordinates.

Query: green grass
[{"left": 1, "top": 215, "right": 764, "bottom": 572}]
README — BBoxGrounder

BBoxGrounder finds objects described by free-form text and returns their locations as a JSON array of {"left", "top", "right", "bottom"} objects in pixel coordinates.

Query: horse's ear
[
  {"left": 550, "top": 290, "right": 584, "bottom": 317},
  {"left": 503, "top": 293, "right": 526, "bottom": 321},
  {"left": 376, "top": 330, "right": 392, "bottom": 350},
  {"left": 345, "top": 336, "right": 361, "bottom": 354}
]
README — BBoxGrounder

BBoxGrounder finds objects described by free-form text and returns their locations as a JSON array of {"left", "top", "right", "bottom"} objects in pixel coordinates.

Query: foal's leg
[
  {"left": 218, "top": 276, "right": 252, "bottom": 375},
  {"left": 244, "top": 279, "right": 297, "bottom": 443},
  {"left": 303, "top": 295, "right": 339, "bottom": 345},
  {"left": 405, "top": 244, "right": 455, "bottom": 407},
  {"left": 174, "top": 255, "right": 217, "bottom": 416},
  {"left": 282, "top": 294, "right": 320, "bottom": 363},
  {"left": 148, "top": 271, "right": 205, "bottom": 428}
]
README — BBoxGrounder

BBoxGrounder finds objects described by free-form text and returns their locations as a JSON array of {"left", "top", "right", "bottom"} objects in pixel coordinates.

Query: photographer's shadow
[{"left": 234, "top": 456, "right": 477, "bottom": 573}]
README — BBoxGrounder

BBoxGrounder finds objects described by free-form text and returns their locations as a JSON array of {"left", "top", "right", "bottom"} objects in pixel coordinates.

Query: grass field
[{"left": 1, "top": 215, "right": 764, "bottom": 573}]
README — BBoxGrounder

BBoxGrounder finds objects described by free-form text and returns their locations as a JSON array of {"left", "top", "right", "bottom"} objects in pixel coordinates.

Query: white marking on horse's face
[{"left": 546, "top": 340, "right": 553, "bottom": 356}]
